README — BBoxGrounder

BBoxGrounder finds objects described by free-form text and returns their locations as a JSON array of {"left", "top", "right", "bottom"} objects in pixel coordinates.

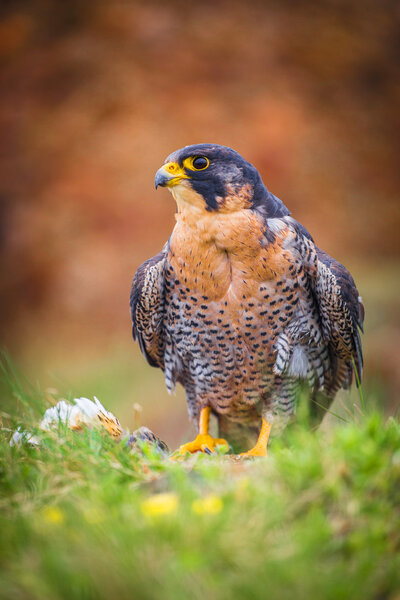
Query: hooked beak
[
  {"left": 154, "top": 168, "right": 171, "bottom": 189},
  {"left": 155, "top": 162, "right": 189, "bottom": 189}
]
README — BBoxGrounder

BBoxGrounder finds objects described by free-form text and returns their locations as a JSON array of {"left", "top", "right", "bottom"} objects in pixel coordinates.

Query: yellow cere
[
  {"left": 140, "top": 492, "right": 179, "bottom": 517},
  {"left": 41, "top": 506, "right": 64, "bottom": 524},
  {"left": 163, "top": 162, "right": 188, "bottom": 182},
  {"left": 191, "top": 495, "right": 223, "bottom": 515}
]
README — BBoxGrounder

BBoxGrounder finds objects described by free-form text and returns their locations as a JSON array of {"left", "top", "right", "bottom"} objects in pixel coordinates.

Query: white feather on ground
[{"left": 10, "top": 397, "right": 123, "bottom": 445}]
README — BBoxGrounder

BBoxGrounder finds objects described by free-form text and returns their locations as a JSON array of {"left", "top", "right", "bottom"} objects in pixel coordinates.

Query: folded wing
[
  {"left": 130, "top": 248, "right": 167, "bottom": 369},
  {"left": 311, "top": 245, "right": 364, "bottom": 395}
]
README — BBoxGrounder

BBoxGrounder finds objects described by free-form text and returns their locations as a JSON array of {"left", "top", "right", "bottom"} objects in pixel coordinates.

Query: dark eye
[{"left": 192, "top": 156, "right": 209, "bottom": 170}]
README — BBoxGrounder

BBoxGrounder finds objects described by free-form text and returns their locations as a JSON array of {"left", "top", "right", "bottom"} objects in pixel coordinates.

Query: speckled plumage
[{"left": 131, "top": 144, "right": 364, "bottom": 452}]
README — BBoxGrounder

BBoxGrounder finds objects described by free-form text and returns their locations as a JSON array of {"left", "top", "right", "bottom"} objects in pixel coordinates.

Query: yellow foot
[
  {"left": 238, "top": 417, "right": 271, "bottom": 458},
  {"left": 175, "top": 434, "right": 229, "bottom": 457},
  {"left": 239, "top": 445, "right": 268, "bottom": 458}
]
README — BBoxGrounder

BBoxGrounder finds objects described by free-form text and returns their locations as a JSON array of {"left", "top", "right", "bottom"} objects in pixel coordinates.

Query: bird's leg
[
  {"left": 239, "top": 417, "right": 271, "bottom": 457},
  {"left": 175, "top": 406, "right": 229, "bottom": 455}
]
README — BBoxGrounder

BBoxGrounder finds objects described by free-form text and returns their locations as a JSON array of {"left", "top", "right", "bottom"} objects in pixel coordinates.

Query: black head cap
[{"left": 163, "top": 143, "right": 290, "bottom": 217}]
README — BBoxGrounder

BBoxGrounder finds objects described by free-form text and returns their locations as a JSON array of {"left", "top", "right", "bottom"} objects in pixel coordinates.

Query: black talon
[{"left": 204, "top": 447, "right": 213, "bottom": 455}]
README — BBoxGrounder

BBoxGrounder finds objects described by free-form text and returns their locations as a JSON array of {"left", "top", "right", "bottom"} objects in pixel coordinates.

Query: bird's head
[{"left": 155, "top": 143, "right": 289, "bottom": 217}]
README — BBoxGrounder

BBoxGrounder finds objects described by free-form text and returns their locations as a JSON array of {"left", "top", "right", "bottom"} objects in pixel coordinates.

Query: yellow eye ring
[{"left": 183, "top": 156, "right": 210, "bottom": 171}]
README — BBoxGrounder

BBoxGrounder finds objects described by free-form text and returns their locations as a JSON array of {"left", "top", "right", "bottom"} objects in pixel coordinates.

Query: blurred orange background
[{"left": 1, "top": 0, "right": 399, "bottom": 446}]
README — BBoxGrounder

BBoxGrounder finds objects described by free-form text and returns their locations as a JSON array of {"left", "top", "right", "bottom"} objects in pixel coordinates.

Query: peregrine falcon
[{"left": 130, "top": 144, "right": 364, "bottom": 456}]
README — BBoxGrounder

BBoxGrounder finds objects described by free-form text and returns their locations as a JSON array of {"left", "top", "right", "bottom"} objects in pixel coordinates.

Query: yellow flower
[
  {"left": 140, "top": 492, "right": 179, "bottom": 517},
  {"left": 41, "top": 506, "right": 64, "bottom": 524},
  {"left": 191, "top": 495, "right": 223, "bottom": 515}
]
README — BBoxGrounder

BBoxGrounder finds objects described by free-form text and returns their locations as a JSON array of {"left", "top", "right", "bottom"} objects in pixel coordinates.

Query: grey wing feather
[
  {"left": 130, "top": 247, "right": 168, "bottom": 369},
  {"left": 309, "top": 244, "right": 364, "bottom": 395}
]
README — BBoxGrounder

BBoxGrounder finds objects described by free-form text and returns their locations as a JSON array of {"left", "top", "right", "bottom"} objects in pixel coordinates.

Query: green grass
[{"left": 0, "top": 360, "right": 399, "bottom": 600}]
